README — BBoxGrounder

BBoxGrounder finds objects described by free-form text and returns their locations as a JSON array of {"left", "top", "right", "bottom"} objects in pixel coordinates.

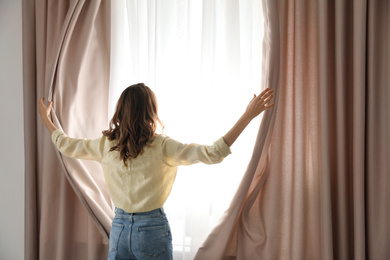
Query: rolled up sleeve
[{"left": 161, "top": 136, "right": 231, "bottom": 167}]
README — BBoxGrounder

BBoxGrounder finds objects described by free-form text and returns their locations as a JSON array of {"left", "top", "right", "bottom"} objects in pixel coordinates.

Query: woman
[{"left": 38, "top": 83, "right": 274, "bottom": 260}]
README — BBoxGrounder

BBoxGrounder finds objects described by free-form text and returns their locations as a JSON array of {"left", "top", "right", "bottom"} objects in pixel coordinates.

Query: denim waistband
[{"left": 114, "top": 207, "right": 165, "bottom": 221}]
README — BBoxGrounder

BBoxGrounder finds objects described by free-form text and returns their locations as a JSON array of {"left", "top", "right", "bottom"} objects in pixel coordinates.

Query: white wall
[{"left": 0, "top": 0, "right": 25, "bottom": 259}]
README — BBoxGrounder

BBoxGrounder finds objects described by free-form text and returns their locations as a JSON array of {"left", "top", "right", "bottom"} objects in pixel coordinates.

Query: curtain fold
[
  {"left": 196, "top": 0, "right": 390, "bottom": 259},
  {"left": 366, "top": 1, "right": 390, "bottom": 259},
  {"left": 23, "top": 0, "right": 112, "bottom": 259}
]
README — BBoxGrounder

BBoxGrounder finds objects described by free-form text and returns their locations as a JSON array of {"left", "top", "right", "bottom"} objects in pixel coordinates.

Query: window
[{"left": 110, "top": 1, "right": 264, "bottom": 258}]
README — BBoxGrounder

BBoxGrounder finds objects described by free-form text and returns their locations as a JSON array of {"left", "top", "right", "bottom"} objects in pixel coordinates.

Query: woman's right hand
[
  {"left": 38, "top": 97, "right": 52, "bottom": 121},
  {"left": 244, "top": 88, "right": 275, "bottom": 119},
  {"left": 38, "top": 97, "right": 58, "bottom": 134}
]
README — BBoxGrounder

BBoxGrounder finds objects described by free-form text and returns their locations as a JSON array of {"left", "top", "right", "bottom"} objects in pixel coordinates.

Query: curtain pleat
[
  {"left": 366, "top": 1, "right": 390, "bottom": 259},
  {"left": 196, "top": 0, "right": 390, "bottom": 259},
  {"left": 23, "top": 0, "right": 112, "bottom": 259}
]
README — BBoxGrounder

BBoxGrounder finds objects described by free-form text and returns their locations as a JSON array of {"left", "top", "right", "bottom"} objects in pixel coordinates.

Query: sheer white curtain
[{"left": 110, "top": 1, "right": 264, "bottom": 259}]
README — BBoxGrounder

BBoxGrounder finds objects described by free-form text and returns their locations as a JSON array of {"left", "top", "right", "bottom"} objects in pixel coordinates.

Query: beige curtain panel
[
  {"left": 23, "top": 0, "right": 112, "bottom": 259},
  {"left": 195, "top": 0, "right": 390, "bottom": 259}
]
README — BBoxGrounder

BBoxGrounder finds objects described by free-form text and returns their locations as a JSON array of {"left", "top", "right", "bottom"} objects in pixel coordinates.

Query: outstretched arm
[
  {"left": 223, "top": 88, "right": 275, "bottom": 147},
  {"left": 38, "top": 97, "right": 104, "bottom": 161},
  {"left": 38, "top": 97, "right": 57, "bottom": 134}
]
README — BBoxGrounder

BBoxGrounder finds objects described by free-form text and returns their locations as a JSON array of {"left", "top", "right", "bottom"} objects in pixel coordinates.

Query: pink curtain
[
  {"left": 195, "top": 0, "right": 390, "bottom": 259},
  {"left": 23, "top": 0, "right": 112, "bottom": 259}
]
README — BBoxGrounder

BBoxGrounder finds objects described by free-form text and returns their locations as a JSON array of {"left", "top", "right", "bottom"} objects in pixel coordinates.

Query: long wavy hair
[{"left": 102, "top": 83, "right": 164, "bottom": 165}]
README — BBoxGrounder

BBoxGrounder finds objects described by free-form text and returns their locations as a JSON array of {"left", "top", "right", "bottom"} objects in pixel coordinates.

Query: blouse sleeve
[
  {"left": 161, "top": 136, "right": 231, "bottom": 167},
  {"left": 51, "top": 129, "right": 106, "bottom": 162}
]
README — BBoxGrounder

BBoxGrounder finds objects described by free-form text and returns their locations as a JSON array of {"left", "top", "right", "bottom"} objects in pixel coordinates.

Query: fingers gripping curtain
[
  {"left": 23, "top": 0, "right": 113, "bottom": 259},
  {"left": 196, "top": 0, "right": 390, "bottom": 259}
]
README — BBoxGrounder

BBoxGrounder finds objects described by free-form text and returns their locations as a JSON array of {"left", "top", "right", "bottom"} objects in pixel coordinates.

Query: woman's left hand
[{"left": 244, "top": 88, "right": 275, "bottom": 120}]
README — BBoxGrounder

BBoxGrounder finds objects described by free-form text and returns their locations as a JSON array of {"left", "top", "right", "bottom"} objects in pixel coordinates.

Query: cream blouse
[{"left": 51, "top": 129, "right": 231, "bottom": 213}]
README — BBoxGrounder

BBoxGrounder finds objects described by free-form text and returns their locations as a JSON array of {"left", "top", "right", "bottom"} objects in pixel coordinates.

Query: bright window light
[{"left": 110, "top": 1, "right": 264, "bottom": 258}]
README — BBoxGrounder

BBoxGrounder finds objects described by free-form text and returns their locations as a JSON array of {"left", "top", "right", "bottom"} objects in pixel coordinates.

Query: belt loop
[{"left": 160, "top": 207, "right": 165, "bottom": 215}]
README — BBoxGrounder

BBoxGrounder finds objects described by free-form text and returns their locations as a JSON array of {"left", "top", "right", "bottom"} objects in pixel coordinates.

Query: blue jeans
[{"left": 108, "top": 207, "right": 173, "bottom": 260}]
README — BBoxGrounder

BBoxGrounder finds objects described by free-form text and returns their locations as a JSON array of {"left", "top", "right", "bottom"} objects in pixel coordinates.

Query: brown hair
[{"left": 102, "top": 83, "right": 163, "bottom": 165}]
